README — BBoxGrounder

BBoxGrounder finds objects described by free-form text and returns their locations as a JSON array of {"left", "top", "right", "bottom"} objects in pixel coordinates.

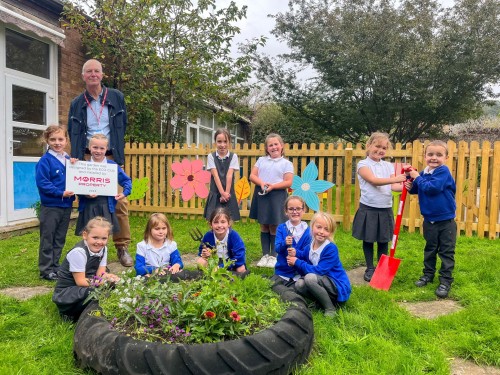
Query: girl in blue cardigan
[
  {"left": 196, "top": 207, "right": 246, "bottom": 273},
  {"left": 272, "top": 196, "right": 311, "bottom": 287},
  {"left": 287, "top": 212, "right": 351, "bottom": 317},
  {"left": 135, "top": 213, "right": 184, "bottom": 276}
]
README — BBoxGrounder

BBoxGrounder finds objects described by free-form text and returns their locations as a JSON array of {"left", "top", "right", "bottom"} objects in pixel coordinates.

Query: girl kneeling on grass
[
  {"left": 196, "top": 207, "right": 246, "bottom": 274},
  {"left": 287, "top": 212, "right": 351, "bottom": 317},
  {"left": 272, "top": 195, "right": 311, "bottom": 287},
  {"left": 52, "top": 217, "right": 120, "bottom": 322},
  {"left": 134, "top": 213, "right": 184, "bottom": 277}
]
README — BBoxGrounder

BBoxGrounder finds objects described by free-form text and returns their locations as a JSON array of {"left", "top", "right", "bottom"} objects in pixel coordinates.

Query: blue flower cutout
[{"left": 292, "top": 161, "right": 335, "bottom": 212}]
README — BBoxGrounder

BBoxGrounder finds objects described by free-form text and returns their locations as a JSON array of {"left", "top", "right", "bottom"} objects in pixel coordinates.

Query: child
[
  {"left": 196, "top": 207, "right": 246, "bottom": 273},
  {"left": 35, "top": 125, "right": 75, "bottom": 281},
  {"left": 75, "top": 134, "right": 132, "bottom": 236},
  {"left": 249, "top": 133, "right": 294, "bottom": 268},
  {"left": 52, "top": 217, "right": 120, "bottom": 321},
  {"left": 272, "top": 195, "right": 312, "bottom": 286},
  {"left": 135, "top": 213, "right": 184, "bottom": 276},
  {"left": 204, "top": 128, "right": 241, "bottom": 221},
  {"left": 351, "top": 132, "right": 407, "bottom": 282},
  {"left": 405, "top": 140, "right": 456, "bottom": 298},
  {"left": 287, "top": 212, "right": 351, "bottom": 317}
]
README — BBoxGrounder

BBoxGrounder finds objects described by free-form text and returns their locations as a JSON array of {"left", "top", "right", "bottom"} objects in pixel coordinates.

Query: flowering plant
[{"left": 88, "top": 257, "right": 288, "bottom": 344}]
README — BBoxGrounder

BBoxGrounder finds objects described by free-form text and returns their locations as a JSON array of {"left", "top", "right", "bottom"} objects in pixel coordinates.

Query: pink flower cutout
[{"left": 170, "top": 158, "right": 211, "bottom": 201}]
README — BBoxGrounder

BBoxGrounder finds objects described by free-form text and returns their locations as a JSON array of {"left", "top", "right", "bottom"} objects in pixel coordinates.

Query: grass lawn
[{"left": 0, "top": 215, "right": 498, "bottom": 374}]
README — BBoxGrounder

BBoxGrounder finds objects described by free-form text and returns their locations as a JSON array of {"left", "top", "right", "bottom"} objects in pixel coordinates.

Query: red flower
[
  {"left": 231, "top": 296, "right": 238, "bottom": 303},
  {"left": 229, "top": 311, "right": 241, "bottom": 322},
  {"left": 192, "top": 292, "right": 201, "bottom": 297},
  {"left": 203, "top": 311, "right": 216, "bottom": 319}
]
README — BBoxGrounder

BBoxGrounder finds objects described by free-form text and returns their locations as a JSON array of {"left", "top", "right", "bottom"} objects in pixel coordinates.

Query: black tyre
[{"left": 74, "top": 280, "right": 314, "bottom": 375}]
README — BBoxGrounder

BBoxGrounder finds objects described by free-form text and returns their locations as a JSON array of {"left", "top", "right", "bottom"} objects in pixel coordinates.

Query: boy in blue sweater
[
  {"left": 406, "top": 141, "right": 457, "bottom": 298},
  {"left": 36, "top": 125, "right": 75, "bottom": 281}
]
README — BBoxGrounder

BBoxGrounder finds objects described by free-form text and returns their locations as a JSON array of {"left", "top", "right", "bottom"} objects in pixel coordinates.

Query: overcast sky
[
  {"left": 217, "top": 0, "right": 456, "bottom": 57},
  {"left": 216, "top": 0, "right": 498, "bottom": 93}
]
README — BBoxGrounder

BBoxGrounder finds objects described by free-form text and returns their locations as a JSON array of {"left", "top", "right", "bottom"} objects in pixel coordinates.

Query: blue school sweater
[
  {"left": 409, "top": 165, "right": 456, "bottom": 222},
  {"left": 294, "top": 241, "right": 351, "bottom": 302},
  {"left": 274, "top": 222, "right": 312, "bottom": 279},
  {"left": 35, "top": 151, "right": 75, "bottom": 208}
]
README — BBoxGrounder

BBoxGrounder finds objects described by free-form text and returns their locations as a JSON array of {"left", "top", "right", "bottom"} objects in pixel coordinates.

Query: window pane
[
  {"left": 189, "top": 127, "right": 197, "bottom": 144},
  {"left": 13, "top": 127, "right": 45, "bottom": 157},
  {"left": 12, "top": 86, "right": 46, "bottom": 125},
  {"left": 14, "top": 162, "right": 38, "bottom": 209},
  {"left": 6, "top": 29, "right": 50, "bottom": 78},
  {"left": 199, "top": 128, "right": 213, "bottom": 145},
  {"left": 200, "top": 113, "right": 213, "bottom": 128}
]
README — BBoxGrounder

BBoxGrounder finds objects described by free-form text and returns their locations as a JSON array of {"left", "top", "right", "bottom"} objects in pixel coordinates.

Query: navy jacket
[
  {"left": 68, "top": 86, "right": 127, "bottom": 165},
  {"left": 35, "top": 151, "right": 75, "bottom": 208}
]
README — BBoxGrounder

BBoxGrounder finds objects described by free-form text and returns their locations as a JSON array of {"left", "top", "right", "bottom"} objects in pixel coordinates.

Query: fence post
[
  {"left": 489, "top": 141, "right": 500, "bottom": 239},
  {"left": 343, "top": 146, "right": 353, "bottom": 230}
]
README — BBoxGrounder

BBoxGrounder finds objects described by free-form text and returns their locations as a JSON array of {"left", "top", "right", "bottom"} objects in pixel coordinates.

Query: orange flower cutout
[{"left": 170, "top": 158, "right": 211, "bottom": 201}]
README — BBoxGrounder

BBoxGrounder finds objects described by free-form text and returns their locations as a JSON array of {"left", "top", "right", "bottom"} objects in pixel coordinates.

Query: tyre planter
[{"left": 73, "top": 282, "right": 314, "bottom": 375}]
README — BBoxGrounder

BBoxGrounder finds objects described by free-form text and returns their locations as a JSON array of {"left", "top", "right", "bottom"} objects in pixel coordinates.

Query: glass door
[
  {"left": 5, "top": 75, "right": 56, "bottom": 221},
  {"left": 2, "top": 27, "right": 57, "bottom": 223}
]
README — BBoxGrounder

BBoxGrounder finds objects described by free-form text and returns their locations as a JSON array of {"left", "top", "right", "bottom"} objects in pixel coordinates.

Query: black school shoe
[
  {"left": 435, "top": 284, "right": 451, "bottom": 298},
  {"left": 41, "top": 272, "right": 58, "bottom": 281},
  {"left": 414, "top": 275, "right": 433, "bottom": 287},
  {"left": 363, "top": 268, "right": 375, "bottom": 282}
]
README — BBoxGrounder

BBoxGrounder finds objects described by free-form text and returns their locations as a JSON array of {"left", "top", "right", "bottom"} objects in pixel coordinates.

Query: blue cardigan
[
  {"left": 274, "top": 222, "right": 311, "bottom": 279},
  {"left": 409, "top": 165, "right": 456, "bottom": 222},
  {"left": 294, "top": 241, "right": 351, "bottom": 302},
  {"left": 77, "top": 160, "right": 132, "bottom": 213},
  {"left": 134, "top": 240, "right": 184, "bottom": 276},
  {"left": 35, "top": 151, "right": 75, "bottom": 208},
  {"left": 198, "top": 229, "right": 246, "bottom": 269}
]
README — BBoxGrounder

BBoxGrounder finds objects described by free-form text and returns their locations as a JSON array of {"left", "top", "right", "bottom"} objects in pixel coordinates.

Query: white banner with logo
[{"left": 66, "top": 161, "right": 118, "bottom": 196}]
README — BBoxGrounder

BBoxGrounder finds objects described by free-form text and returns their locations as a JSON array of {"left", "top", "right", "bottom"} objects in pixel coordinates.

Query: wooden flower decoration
[
  {"left": 170, "top": 158, "right": 211, "bottom": 201},
  {"left": 291, "top": 161, "right": 334, "bottom": 212}
]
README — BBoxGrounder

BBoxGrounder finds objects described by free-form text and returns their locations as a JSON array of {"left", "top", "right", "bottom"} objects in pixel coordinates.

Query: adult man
[{"left": 68, "top": 59, "right": 133, "bottom": 267}]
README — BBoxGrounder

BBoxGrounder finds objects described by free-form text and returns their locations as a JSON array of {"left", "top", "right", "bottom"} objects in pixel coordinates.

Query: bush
[{"left": 447, "top": 117, "right": 500, "bottom": 143}]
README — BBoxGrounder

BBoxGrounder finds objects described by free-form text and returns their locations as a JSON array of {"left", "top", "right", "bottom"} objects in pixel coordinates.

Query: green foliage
[
  {"left": 251, "top": 102, "right": 331, "bottom": 145},
  {"left": 30, "top": 200, "right": 41, "bottom": 219},
  {"left": 63, "top": 0, "right": 262, "bottom": 144},
  {"left": 255, "top": 0, "right": 500, "bottom": 143},
  {"left": 90, "top": 257, "right": 287, "bottom": 344}
]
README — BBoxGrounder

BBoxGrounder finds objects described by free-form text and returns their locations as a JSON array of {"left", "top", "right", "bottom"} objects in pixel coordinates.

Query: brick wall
[{"left": 58, "top": 27, "right": 86, "bottom": 127}]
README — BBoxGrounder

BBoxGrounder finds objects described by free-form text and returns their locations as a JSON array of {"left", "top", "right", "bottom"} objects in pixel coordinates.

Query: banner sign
[{"left": 66, "top": 161, "right": 118, "bottom": 196}]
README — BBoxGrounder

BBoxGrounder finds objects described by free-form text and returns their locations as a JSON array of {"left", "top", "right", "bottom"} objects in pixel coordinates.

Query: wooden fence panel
[{"left": 124, "top": 140, "right": 499, "bottom": 239}]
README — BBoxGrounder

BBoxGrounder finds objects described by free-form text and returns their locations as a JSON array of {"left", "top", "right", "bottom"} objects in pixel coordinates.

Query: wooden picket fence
[{"left": 124, "top": 140, "right": 500, "bottom": 239}]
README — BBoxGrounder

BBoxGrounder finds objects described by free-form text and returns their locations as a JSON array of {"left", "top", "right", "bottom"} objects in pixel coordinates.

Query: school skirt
[
  {"left": 75, "top": 196, "right": 120, "bottom": 235},
  {"left": 249, "top": 188, "right": 287, "bottom": 225},
  {"left": 352, "top": 203, "right": 394, "bottom": 243}
]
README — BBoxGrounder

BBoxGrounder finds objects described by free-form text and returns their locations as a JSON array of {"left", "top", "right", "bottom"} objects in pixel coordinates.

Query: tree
[
  {"left": 251, "top": 102, "right": 332, "bottom": 145},
  {"left": 255, "top": 0, "right": 500, "bottom": 143},
  {"left": 63, "top": 0, "right": 262, "bottom": 143}
]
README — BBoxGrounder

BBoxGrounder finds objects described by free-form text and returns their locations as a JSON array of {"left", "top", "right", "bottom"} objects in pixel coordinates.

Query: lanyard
[{"left": 84, "top": 87, "right": 108, "bottom": 126}]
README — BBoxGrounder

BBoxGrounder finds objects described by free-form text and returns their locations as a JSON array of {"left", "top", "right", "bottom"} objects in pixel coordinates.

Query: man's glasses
[{"left": 287, "top": 207, "right": 303, "bottom": 212}]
